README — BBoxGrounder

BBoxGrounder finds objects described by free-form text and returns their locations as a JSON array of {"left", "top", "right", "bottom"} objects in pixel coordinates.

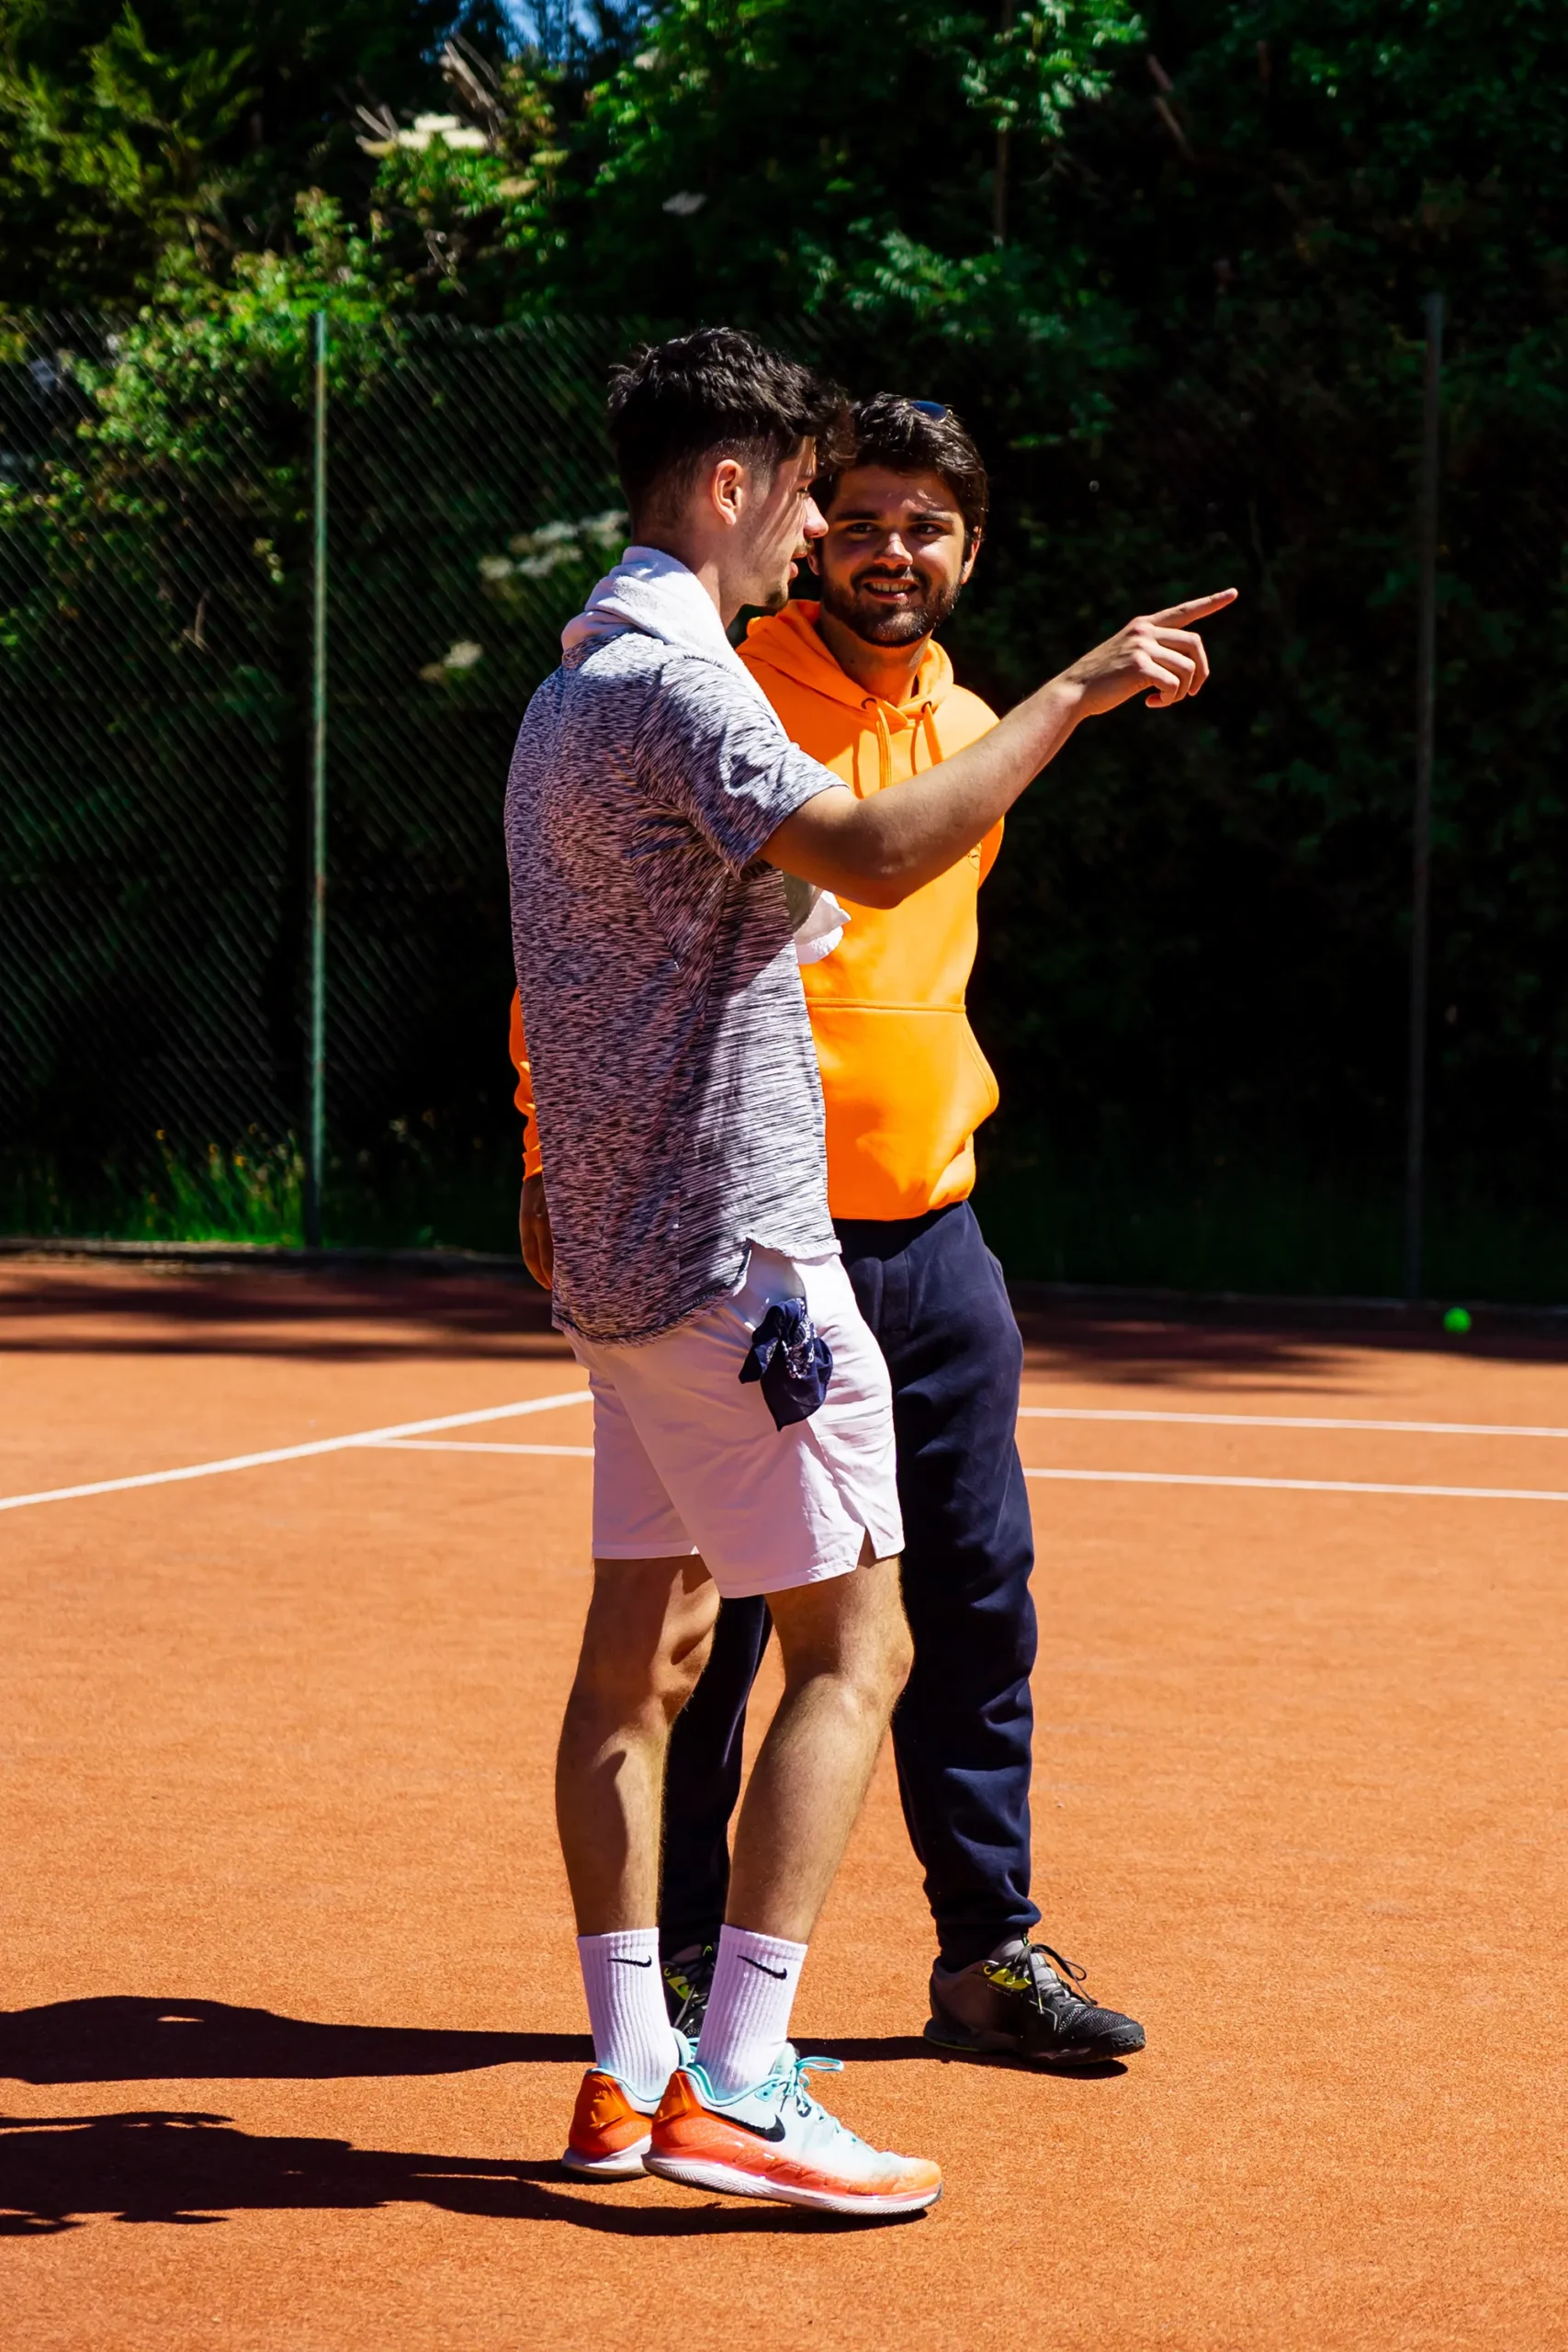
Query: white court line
[
  {"left": 0, "top": 1388, "right": 591, "bottom": 1514},
  {"left": 372, "top": 1440, "right": 594, "bottom": 1459},
  {"left": 383, "top": 1440, "right": 1568, "bottom": 1496},
  {"left": 13, "top": 1383, "right": 1568, "bottom": 1519},
  {"left": 1018, "top": 1407, "right": 1568, "bottom": 1440},
  {"left": 1022, "top": 1466, "right": 1568, "bottom": 1503}
]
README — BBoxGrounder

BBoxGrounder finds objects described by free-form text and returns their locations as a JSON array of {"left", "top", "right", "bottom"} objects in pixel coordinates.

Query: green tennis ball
[{"left": 1443, "top": 1306, "right": 1472, "bottom": 1336}]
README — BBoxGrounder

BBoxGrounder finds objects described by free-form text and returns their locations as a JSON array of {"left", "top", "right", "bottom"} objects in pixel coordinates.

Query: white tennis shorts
[{"left": 567, "top": 1245, "right": 904, "bottom": 1600}]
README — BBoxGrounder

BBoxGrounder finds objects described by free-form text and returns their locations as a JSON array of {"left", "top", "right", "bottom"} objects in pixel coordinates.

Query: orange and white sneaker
[
  {"left": 561, "top": 2032, "right": 691, "bottom": 2179},
  {"left": 644, "top": 2046, "right": 942, "bottom": 2217}
]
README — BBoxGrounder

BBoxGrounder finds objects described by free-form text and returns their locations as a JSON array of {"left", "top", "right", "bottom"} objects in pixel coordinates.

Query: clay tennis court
[{"left": 4, "top": 1257, "right": 1564, "bottom": 2349}]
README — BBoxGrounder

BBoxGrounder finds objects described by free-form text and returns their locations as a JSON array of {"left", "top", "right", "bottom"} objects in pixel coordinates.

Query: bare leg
[
  {"left": 725, "top": 1552, "right": 911, "bottom": 1942},
  {"left": 555, "top": 1556, "right": 720, "bottom": 1935}
]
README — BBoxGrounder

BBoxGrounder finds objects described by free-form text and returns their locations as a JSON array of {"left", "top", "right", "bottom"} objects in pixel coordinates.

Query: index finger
[{"left": 1147, "top": 588, "right": 1238, "bottom": 627}]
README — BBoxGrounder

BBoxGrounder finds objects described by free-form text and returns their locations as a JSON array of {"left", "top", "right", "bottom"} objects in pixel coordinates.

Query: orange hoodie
[{"left": 509, "top": 598, "right": 1003, "bottom": 1220}]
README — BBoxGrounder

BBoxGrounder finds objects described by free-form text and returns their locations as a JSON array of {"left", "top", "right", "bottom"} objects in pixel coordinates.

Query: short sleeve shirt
[{"left": 504, "top": 629, "right": 844, "bottom": 1343}]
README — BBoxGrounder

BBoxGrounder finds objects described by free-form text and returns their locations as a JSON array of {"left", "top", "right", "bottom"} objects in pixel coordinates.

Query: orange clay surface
[{"left": 3, "top": 1258, "right": 1565, "bottom": 2351}]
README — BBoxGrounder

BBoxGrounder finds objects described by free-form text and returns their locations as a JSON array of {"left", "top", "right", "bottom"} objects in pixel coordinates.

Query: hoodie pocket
[{"left": 808, "top": 1003, "right": 1000, "bottom": 1219}]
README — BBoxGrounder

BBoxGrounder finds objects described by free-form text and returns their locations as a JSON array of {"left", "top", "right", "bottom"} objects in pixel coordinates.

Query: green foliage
[
  {"left": 548, "top": 0, "right": 1141, "bottom": 314},
  {"left": 5, "top": 0, "right": 1568, "bottom": 1286},
  {"left": 78, "top": 189, "right": 405, "bottom": 439},
  {"left": 351, "top": 0, "right": 1143, "bottom": 320},
  {"left": 3, "top": 1134, "right": 304, "bottom": 1243},
  {"left": 135, "top": 1132, "right": 305, "bottom": 1241},
  {"left": 0, "top": 0, "right": 508, "bottom": 303}
]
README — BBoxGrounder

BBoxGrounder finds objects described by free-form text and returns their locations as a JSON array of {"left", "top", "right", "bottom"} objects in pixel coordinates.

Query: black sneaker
[
  {"left": 925, "top": 1940, "right": 1145, "bottom": 2066},
  {"left": 661, "top": 1943, "right": 716, "bottom": 2036}
]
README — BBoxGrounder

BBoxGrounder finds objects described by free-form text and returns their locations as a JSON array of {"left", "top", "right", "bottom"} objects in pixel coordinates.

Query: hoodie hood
[{"left": 741, "top": 599, "right": 957, "bottom": 718}]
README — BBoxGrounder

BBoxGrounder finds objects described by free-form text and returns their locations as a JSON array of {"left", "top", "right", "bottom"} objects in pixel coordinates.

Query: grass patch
[
  {"left": 5, "top": 1135, "right": 306, "bottom": 1247},
  {"left": 6, "top": 1134, "right": 1568, "bottom": 1308},
  {"left": 1, "top": 1131, "right": 521, "bottom": 1258}
]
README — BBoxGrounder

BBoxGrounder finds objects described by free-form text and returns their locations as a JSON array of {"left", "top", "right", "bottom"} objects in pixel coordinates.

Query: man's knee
[
  {"left": 570, "top": 1564, "right": 717, "bottom": 1732},
  {"left": 874, "top": 1603, "right": 915, "bottom": 1717},
  {"left": 665, "top": 1615, "right": 716, "bottom": 1716},
  {"left": 772, "top": 1552, "right": 912, "bottom": 1716},
  {"left": 869, "top": 1573, "right": 915, "bottom": 1702},
  {"left": 570, "top": 1629, "right": 711, "bottom": 1728}
]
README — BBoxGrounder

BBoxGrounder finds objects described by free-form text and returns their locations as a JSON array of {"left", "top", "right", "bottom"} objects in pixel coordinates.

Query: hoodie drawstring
[
  {"left": 860, "top": 696, "right": 942, "bottom": 789},
  {"left": 918, "top": 701, "right": 942, "bottom": 771},
  {"left": 862, "top": 699, "right": 894, "bottom": 794}
]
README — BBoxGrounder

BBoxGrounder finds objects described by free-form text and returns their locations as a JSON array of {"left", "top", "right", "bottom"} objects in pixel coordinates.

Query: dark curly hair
[{"left": 607, "top": 327, "right": 852, "bottom": 530}]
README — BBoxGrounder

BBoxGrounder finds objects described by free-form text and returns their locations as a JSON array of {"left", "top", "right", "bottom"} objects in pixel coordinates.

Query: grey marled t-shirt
[{"left": 504, "top": 628, "right": 843, "bottom": 1343}]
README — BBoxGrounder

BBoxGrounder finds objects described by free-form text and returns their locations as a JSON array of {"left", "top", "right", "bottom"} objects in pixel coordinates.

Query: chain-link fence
[
  {"left": 317, "top": 317, "right": 634, "bottom": 1219},
  {"left": 3, "top": 304, "right": 1565, "bottom": 1288},
  {"left": 0, "top": 311, "right": 633, "bottom": 1241},
  {"left": 1, "top": 316, "right": 294, "bottom": 1156}
]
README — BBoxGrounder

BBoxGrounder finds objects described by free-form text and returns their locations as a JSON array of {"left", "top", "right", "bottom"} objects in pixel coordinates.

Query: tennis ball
[{"left": 1443, "top": 1306, "right": 1472, "bottom": 1336}]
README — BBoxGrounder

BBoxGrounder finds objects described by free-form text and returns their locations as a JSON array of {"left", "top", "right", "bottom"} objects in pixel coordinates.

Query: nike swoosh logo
[
  {"left": 723, "top": 2109, "right": 787, "bottom": 2143},
  {"left": 740, "top": 1957, "right": 788, "bottom": 1980},
  {"left": 610, "top": 1956, "right": 653, "bottom": 1968}
]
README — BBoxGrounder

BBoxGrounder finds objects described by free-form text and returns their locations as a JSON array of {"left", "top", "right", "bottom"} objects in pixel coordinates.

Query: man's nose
[
  {"left": 872, "top": 534, "right": 913, "bottom": 565},
  {"left": 801, "top": 496, "right": 829, "bottom": 541}
]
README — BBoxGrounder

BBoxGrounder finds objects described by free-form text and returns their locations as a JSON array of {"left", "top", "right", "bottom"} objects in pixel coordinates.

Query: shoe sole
[
  {"left": 644, "top": 2153, "right": 940, "bottom": 2217},
  {"left": 923, "top": 2018, "right": 1146, "bottom": 2065},
  {"left": 560, "top": 2134, "right": 651, "bottom": 2179}
]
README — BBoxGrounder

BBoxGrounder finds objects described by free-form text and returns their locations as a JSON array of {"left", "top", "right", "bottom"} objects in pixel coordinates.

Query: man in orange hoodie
[{"left": 513, "top": 396, "right": 1147, "bottom": 2066}]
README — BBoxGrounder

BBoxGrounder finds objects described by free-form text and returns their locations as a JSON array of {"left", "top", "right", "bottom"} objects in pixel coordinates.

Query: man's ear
[
  {"left": 959, "top": 526, "right": 983, "bottom": 586},
  {"left": 708, "top": 456, "right": 746, "bottom": 529}
]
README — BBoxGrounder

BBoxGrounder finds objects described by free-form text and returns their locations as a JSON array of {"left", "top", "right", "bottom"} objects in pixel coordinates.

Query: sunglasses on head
[{"left": 905, "top": 399, "right": 949, "bottom": 420}]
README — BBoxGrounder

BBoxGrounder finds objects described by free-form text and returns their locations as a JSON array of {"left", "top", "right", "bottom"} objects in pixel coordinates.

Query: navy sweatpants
[{"left": 658, "top": 1200, "right": 1039, "bottom": 1972}]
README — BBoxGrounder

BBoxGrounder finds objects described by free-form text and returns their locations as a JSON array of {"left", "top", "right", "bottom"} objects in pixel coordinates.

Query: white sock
[
  {"left": 576, "top": 1928, "right": 680, "bottom": 2101},
  {"left": 695, "top": 1924, "right": 808, "bottom": 2098}
]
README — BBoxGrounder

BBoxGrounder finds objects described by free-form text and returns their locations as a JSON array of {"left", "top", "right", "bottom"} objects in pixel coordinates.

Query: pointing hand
[{"left": 1058, "top": 589, "right": 1239, "bottom": 717}]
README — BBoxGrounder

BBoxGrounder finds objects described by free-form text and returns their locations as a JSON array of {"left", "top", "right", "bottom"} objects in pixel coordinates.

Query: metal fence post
[
  {"left": 1404, "top": 291, "right": 1444, "bottom": 1302},
  {"left": 305, "top": 309, "right": 328, "bottom": 1250}
]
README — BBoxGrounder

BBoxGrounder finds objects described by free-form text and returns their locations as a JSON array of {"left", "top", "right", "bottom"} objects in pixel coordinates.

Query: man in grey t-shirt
[
  {"left": 505, "top": 602, "right": 838, "bottom": 1344},
  {"left": 507, "top": 328, "right": 1234, "bottom": 2211}
]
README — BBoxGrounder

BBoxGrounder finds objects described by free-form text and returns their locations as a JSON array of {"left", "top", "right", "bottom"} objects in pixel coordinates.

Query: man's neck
[{"left": 814, "top": 603, "right": 931, "bottom": 707}]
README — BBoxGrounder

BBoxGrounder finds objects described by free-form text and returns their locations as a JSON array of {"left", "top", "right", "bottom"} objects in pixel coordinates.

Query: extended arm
[{"left": 764, "top": 591, "right": 1235, "bottom": 908}]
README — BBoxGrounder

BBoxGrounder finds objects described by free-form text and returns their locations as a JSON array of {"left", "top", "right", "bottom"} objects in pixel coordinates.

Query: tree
[
  {"left": 360, "top": 0, "right": 1143, "bottom": 321},
  {"left": 0, "top": 0, "right": 510, "bottom": 305}
]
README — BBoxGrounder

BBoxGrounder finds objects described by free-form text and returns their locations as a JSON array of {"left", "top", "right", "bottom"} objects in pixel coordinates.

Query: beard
[{"left": 815, "top": 565, "right": 963, "bottom": 646}]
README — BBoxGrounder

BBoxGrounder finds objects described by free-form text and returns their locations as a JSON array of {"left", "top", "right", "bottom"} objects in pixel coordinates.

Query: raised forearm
[
  {"left": 764, "top": 588, "right": 1235, "bottom": 909},
  {"left": 776, "top": 680, "right": 1084, "bottom": 908}
]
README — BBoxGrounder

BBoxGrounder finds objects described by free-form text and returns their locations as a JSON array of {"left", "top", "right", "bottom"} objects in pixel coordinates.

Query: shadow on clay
[
  {"left": 803, "top": 2035, "right": 1127, "bottom": 2080},
  {"left": 6, "top": 1261, "right": 1563, "bottom": 1372},
  {"left": 0, "top": 1266, "right": 565, "bottom": 1363},
  {"left": 0, "top": 2109, "right": 919, "bottom": 2236},
  {"left": 0, "top": 1996, "right": 591, "bottom": 2086},
  {"left": 0, "top": 2001, "right": 1106, "bottom": 2233},
  {"left": 0, "top": 1999, "right": 1128, "bottom": 2090}
]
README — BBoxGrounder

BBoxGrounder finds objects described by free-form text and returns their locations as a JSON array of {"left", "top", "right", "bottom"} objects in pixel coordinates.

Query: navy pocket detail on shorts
[{"left": 739, "top": 1297, "right": 833, "bottom": 1430}]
